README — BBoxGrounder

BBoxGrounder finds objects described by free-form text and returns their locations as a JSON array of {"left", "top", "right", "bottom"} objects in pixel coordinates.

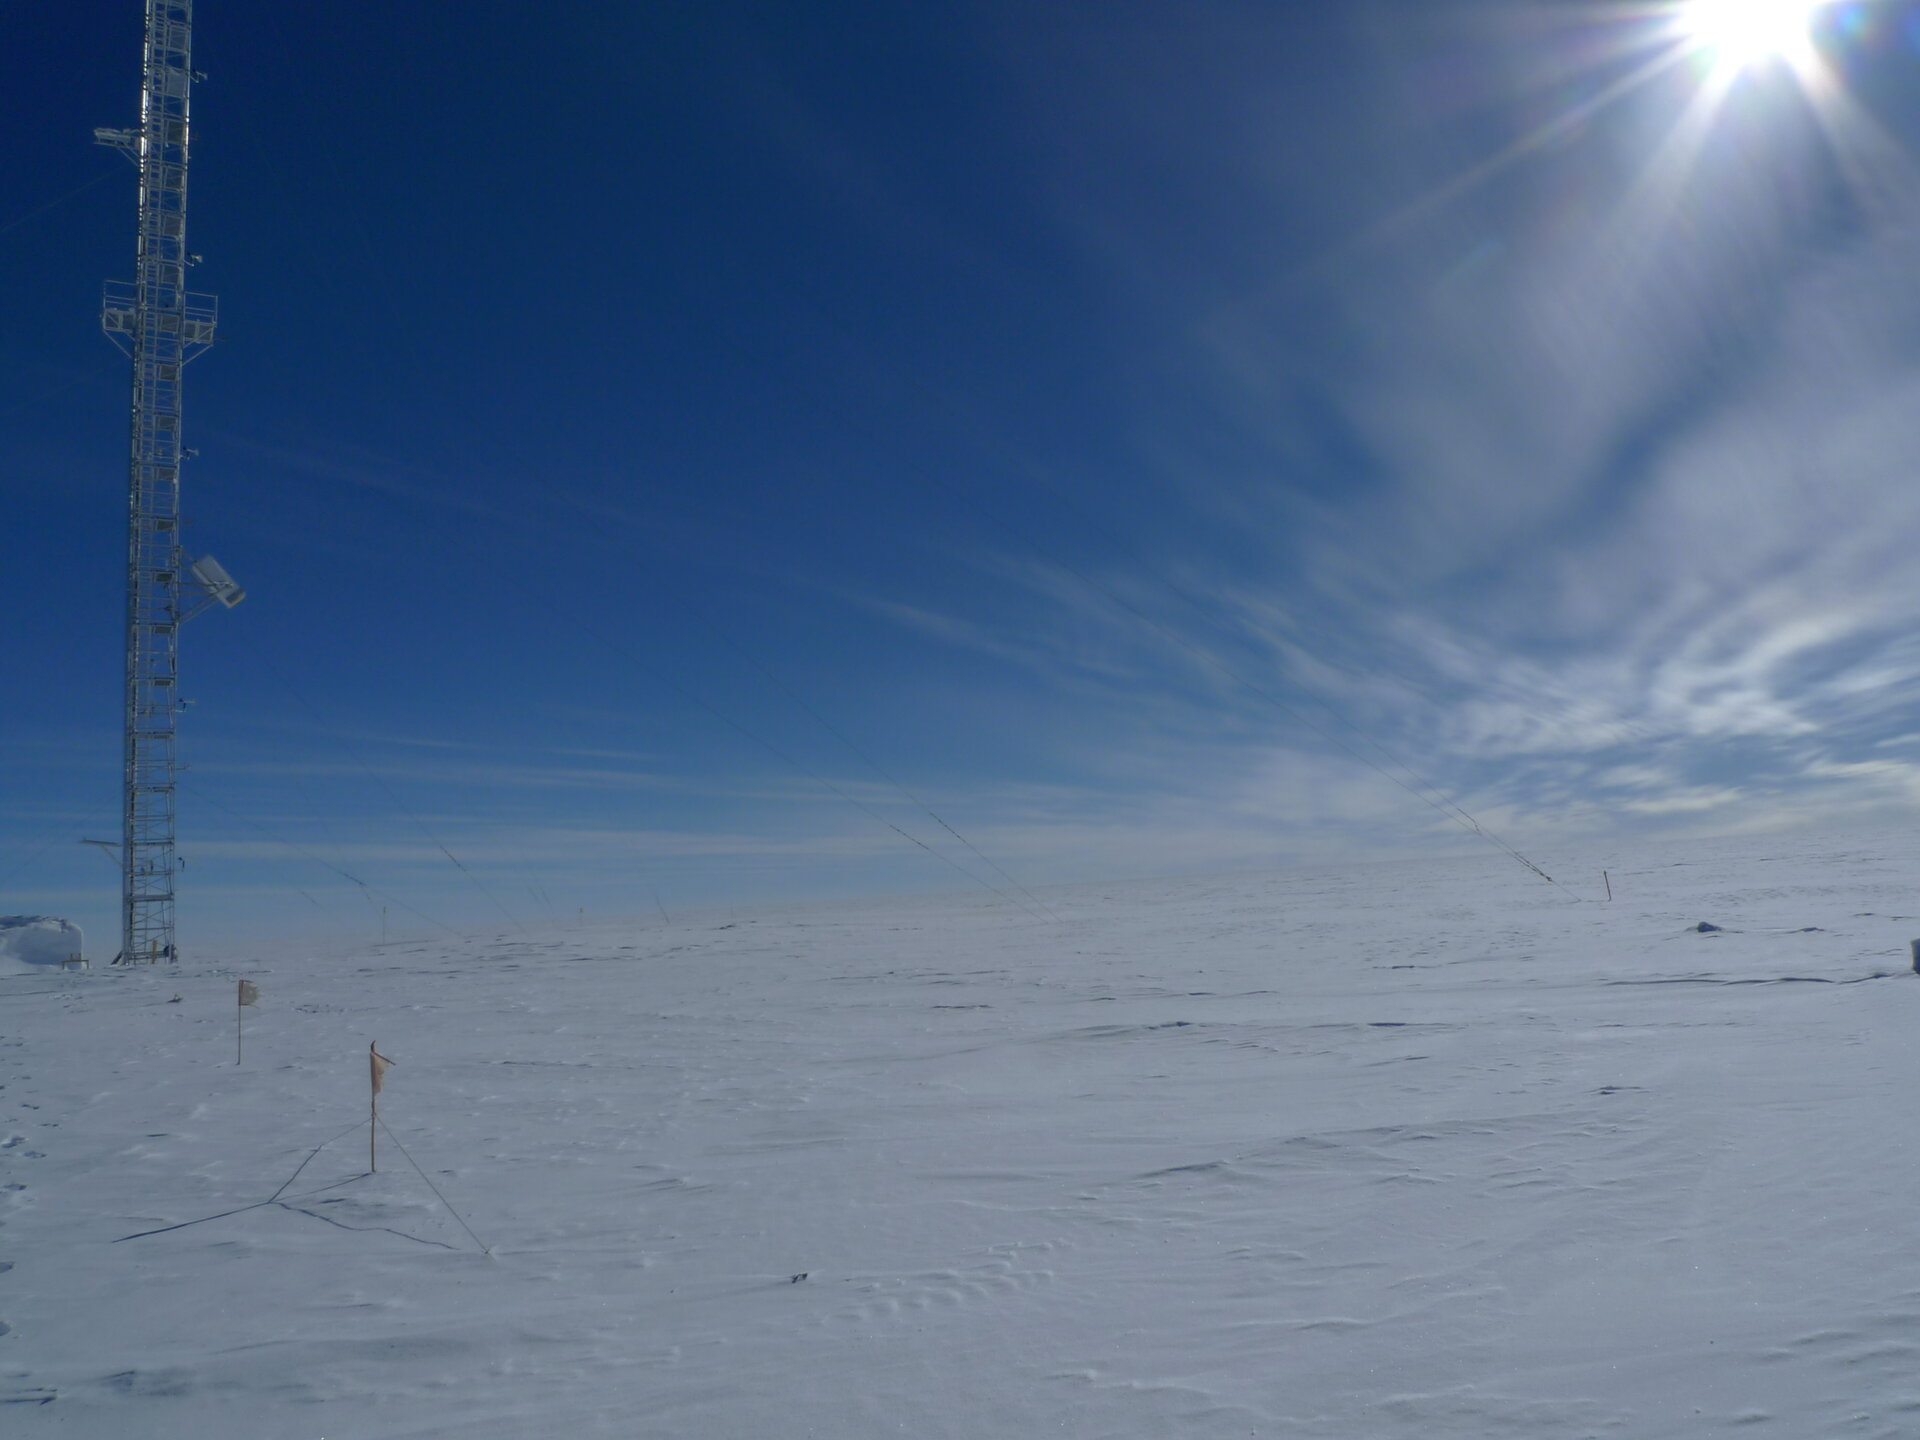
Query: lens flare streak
[{"left": 1680, "top": 0, "right": 1832, "bottom": 73}]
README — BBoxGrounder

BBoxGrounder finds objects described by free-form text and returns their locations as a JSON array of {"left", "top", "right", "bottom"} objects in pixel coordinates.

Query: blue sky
[{"left": 10, "top": 0, "right": 1920, "bottom": 947}]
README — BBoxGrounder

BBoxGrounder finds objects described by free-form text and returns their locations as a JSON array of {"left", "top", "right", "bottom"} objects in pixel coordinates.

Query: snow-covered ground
[{"left": 7, "top": 827, "right": 1920, "bottom": 1438}]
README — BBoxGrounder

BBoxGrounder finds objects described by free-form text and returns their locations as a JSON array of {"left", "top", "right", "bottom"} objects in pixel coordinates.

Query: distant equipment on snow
[{"left": 0, "top": 916, "right": 85, "bottom": 972}]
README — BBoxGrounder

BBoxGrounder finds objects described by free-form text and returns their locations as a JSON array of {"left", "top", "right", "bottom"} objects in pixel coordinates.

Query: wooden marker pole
[
  {"left": 1603, "top": 870, "right": 1612, "bottom": 902},
  {"left": 369, "top": 1042, "right": 394, "bottom": 1172},
  {"left": 236, "top": 979, "right": 259, "bottom": 1064}
]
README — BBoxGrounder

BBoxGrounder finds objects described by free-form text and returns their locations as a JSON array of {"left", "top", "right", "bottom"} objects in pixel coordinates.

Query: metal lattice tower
[{"left": 95, "top": 1, "right": 219, "bottom": 965}]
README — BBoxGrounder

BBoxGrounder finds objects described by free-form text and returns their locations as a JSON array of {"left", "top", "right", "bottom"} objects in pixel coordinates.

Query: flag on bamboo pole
[
  {"left": 237, "top": 979, "right": 259, "bottom": 1007},
  {"left": 370, "top": 1043, "right": 395, "bottom": 1095}
]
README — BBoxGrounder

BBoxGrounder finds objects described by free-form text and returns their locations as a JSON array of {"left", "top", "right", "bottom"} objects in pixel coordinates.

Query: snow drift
[{"left": 0, "top": 915, "right": 82, "bottom": 973}]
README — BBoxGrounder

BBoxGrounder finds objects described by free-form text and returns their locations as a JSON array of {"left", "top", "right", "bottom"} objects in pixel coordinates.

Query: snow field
[{"left": 6, "top": 829, "right": 1920, "bottom": 1436}]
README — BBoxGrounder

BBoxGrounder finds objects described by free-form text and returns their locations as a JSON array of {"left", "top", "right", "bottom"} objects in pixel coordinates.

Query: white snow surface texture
[{"left": 6, "top": 829, "right": 1920, "bottom": 1437}]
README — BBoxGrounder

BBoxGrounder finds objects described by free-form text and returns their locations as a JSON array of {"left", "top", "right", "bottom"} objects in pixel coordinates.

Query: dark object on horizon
[
  {"left": 790, "top": 1273, "right": 808, "bottom": 1284},
  {"left": 1909, "top": 939, "right": 1920, "bottom": 974},
  {"left": 1695, "top": 922, "right": 1722, "bottom": 933}
]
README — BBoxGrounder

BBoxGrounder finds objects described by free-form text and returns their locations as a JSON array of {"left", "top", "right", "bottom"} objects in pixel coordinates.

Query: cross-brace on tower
[{"left": 95, "top": 1, "right": 242, "bottom": 965}]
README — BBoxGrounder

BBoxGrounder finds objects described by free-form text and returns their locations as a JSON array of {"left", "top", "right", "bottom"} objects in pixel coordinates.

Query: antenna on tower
[{"left": 96, "top": 2, "right": 241, "bottom": 966}]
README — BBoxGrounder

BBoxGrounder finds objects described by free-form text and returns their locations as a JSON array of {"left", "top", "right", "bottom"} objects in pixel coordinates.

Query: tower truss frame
[{"left": 96, "top": 0, "right": 219, "bottom": 964}]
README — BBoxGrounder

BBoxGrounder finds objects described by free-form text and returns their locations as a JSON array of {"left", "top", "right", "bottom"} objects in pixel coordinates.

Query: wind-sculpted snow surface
[{"left": 6, "top": 830, "right": 1920, "bottom": 1437}]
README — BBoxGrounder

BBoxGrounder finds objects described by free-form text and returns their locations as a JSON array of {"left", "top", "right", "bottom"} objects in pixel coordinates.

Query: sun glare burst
[{"left": 1681, "top": 0, "right": 1830, "bottom": 71}]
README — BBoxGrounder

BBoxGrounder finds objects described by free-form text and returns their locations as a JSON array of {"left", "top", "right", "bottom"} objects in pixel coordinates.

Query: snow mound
[{"left": 0, "top": 915, "right": 84, "bottom": 972}]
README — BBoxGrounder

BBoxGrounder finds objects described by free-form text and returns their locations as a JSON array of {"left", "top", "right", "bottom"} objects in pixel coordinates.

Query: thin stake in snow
[
  {"left": 1603, "top": 870, "right": 1613, "bottom": 902},
  {"left": 236, "top": 978, "right": 259, "bottom": 1063},
  {"left": 369, "top": 1042, "right": 395, "bottom": 1172}
]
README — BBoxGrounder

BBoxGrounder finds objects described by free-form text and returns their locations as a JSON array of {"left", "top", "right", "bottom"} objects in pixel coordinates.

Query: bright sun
[{"left": 1681, "top": 0, "right": 1828, "bottom": 69}]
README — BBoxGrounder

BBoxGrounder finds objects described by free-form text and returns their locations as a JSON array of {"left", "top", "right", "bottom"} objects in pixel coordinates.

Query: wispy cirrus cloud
[{"left": 829, "top": 3, "right": 1920, "bottom": 857}]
